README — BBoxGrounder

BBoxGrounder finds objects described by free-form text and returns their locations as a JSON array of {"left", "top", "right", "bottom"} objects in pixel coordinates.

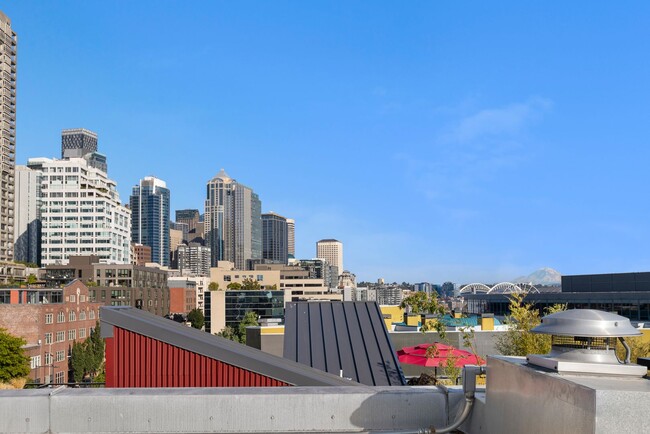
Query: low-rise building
[
  {"left": 168, "top": 278, "right": 197, "bottom": 315},
  {"left": 0, "top": 280, "right": 102, "bottom": 384},
  {"left": 92, "top": 263, "right": 169, "bottom": 316}
]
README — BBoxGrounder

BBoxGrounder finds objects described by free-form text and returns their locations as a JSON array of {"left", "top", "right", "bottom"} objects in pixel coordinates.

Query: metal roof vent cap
[{"left": 526, "top": 309, "right": 646, "bottom": 377}]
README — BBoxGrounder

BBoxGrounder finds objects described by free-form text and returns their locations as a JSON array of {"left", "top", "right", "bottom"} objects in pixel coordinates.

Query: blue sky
[{"left": 4, "top": 1, "right": 650, "bottom": 283}]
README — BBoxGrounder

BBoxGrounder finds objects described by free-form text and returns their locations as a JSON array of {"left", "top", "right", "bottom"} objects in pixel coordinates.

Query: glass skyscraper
[
  {"left": 204, "top": 169, "right": 261, "bottom": 269},
  {"left": 130, "top": 177, "right": 170, "bottom": 266},
  {"left": 262, "top": 212, "right": 288, "bottom": 264}
]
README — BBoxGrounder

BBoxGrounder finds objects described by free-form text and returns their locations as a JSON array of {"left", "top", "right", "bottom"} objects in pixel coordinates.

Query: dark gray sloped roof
[
  {"left": 100, "top": 306, "right": 360, "bottom": 387},
  {"left": 283, "top": 301, "right": 406, "bottom": 386}
]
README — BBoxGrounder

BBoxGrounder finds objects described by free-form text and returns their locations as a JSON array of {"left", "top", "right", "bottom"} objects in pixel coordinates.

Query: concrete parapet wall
[{"left": 0, "top": 385, "right": 464, "bottom": 433}]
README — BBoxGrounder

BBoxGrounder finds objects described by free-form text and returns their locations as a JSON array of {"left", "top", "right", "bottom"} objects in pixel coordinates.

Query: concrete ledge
[{"left": 1, "top": 386, "right": 464, "bottom": 433}]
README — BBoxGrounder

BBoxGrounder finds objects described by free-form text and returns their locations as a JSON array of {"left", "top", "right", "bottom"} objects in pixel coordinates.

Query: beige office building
[{"left": 316, "top": 239, "right": 343, "bottom": 277}]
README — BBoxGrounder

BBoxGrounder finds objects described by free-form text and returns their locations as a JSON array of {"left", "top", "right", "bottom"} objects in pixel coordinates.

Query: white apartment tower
[
  {"left": 316, "top": 239, "right": 343, "bottom": 277},
  {"left": 0, "top": 11, "right": 17, "bottom": 265},
  {"left": 28, "top": 157, "right": 131, "bottom": 265}
]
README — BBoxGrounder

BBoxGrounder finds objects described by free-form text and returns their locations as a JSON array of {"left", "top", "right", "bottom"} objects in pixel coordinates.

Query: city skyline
[{"left": 4, "top": 2, "right": 650, "bottom": 282}]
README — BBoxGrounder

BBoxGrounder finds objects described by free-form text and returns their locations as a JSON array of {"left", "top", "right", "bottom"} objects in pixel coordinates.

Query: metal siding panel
[
  {"left": 296, "top": 303, "right": 311, "bottom": 366},
  {"left": 105, "top": 336, "right": 115, "bottom": 387},
  {"left": 331, "top": 304, "right": 356, "bottom": 381},
  {"left": 320, "top": 303, "right": 341, "bottom": 376},
  {"left": 342, "top": 303, "right": 373, "bottom": 385},
  {"left": 367, "top": 303, "right": 405, "bottom": 385},
  {"left": 308, "top": 303, "right": 327, "bottom": 371},
  {"left": 354, "top": 303, "right": 383, "bottom": 385},
  {"left": 282, "top": 303, "right": 297, "bottom": 360}
]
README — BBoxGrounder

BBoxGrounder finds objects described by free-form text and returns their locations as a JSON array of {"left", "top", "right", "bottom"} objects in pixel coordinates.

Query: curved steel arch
[
  {"left": 487, "top": 282, "right": 539, "bottom": 294},
  {"left": 459, "top": 283, "right": 491, "bottom": 294}
]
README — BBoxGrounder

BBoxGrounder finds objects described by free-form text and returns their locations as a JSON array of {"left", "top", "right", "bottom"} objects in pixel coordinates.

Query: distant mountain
[{"left": 513, "top": 267, "right": 561, "bottom": 286}]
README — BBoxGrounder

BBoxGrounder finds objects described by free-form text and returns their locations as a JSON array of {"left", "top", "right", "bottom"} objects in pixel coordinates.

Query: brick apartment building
[
  {"left": 168, "top": 278, "right": 197, "bottom": 315},
  {"left": 43, "top": 256, "right": 170, "bottom": 317},
  {"left": 0, "top": 280, "right": 102, "bottom": 384}
]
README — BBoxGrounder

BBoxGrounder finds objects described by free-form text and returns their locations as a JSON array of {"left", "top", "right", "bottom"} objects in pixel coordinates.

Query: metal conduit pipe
[{"left": 386, "top": 364, "right": 485, "bottom": 434}]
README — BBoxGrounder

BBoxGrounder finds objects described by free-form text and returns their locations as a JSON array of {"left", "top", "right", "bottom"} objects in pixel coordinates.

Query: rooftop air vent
[{"left": 526, "top": 309, "right": 646, "bottom": 377}]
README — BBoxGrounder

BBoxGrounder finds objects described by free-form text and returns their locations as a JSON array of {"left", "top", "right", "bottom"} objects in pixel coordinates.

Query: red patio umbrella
[{"left": 397, "top": 343, "right": 484, "bottom": 368}]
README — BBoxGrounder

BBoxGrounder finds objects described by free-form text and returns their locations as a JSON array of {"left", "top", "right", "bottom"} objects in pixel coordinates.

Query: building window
[
  {"left": 54, "top": 371, "right": 65, "bottom": 384},
  {"left": 57, "top": 311, "right": 65, "bottom": 323},
  {"left": 257, "top": 275, "right": 264, "bottom": 281},
  {"left": 45, "top": 353, "right": 53, "bottom": 365},
  {"left": 70, "top": 295, "right": 76, "bottom": 302},
  {"left": 55, "top": 350, "right": 65, "bottom": 362},
  {"left": 69, "top": 311, "right": 76, "bottom": 322},
  {"left": 89, "top": 310, "right": 95, "bottom": 320},
  {"left": 45, "top": 333, "right": 52, "bottom": 344},
  {"left": 56, "top": 331, "right": 65, "bottom": 342},
  {"left": 30, "top": 356, "right": 41, "bottom": 369},
  {"left": 79, "top": 328, "right": 86, "bottom": 338},
  {"left": 79, "top": 311, "right": 86, "bottom": 320},
  {"left": 224, "top": 275, "right": 231, "bottom": 282},
  {"left": 45, "top": 313, "right": 53, "bottom": 324},
  {"left": 68, "top": 329, "right": 76, "bottom": 341}
]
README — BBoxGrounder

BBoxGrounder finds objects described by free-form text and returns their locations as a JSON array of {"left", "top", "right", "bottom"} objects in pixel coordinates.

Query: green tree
[
  {"left": 237, "top": 311, "right": 259, "bottom": 344},
  {"left": 70, "top": 341, "right": 90, "bottom": 382},
  {"left": 0, "top": 328, "right": 30, "bottom": 383},
  {"left": 217, "top": 311, "right": 260, "bottom": 344},
  {"left": 495, "top": 293, "right": 566, "bottom": 356},
  {"left": 217, "top": 325, "right": 241, "bottom": 342},
  {"left": 208, "top": 282, "right": 220, "bottom": 291},
  {"left": 241, "top": 278, "right": 261, "bottom": 290},
  {"left": 187, "top": 308, "right": 205, "bottom": 330},
  {"left": 400, "top": 291, "right": 447, "bottom": 334},
  {"left": 86, "top": 280, "right": 98, "bottom": 287},
  {"left": 70, "top": 322, "right": 105, "bottom": 382},
  {"left": 226, "top": 282, "right": 242, "bottom": 290},
  {"left": 26, "top": 274, "right": 38, "bottom": 285}
]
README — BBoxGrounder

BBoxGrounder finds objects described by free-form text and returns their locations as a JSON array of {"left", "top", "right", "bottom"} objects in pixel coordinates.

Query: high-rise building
[
  {"left": 176, "top": 242, "right": 211, "bottom": 276},
  {"left": 204, "top": 169, "right": 261, "bottom": 269},
  {"left": 175, "top": 209, "right": 200, "bottom": 236},
  {"left": 61, "top": 128, "right": 107, "bottom": 173},
  {"left": 286, "top": 218, "right": 295, "bottom": 257},
  {"left": 130, "top": 177, "right": 170, "bottom": 266},
  {"left": 28, "top": 157, "right": 131, "bottom": 265},
  {"left": 14, "top": 166, "right": 41, "bottom": 265},
  {"left": 0, "top": 11, "right": 17, "bottom": 267},
  {"left": 316, "top": 239, "right": 343, "bottom": 277},
  {"left": 262, "top": 212, "right": 288, "bottom": 264}
]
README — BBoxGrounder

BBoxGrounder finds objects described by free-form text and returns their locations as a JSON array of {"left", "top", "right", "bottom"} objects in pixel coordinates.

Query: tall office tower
[
  {"left": 176, "top": 209, "right": 200, "bottom": 235},
  {"left": 177, "top": 242, "right": 211, "bottom": 276},
  {"left": 316, "top": 239, "right": 343, "bottom": 277},
  {"left": 204, "top": 169, "right": 262, "bottom": 269},
  {"left": 28, "top": 157, "right": 131, "bottom": 265},
  {"left": 130, "top": 176, "right": 170, "bottom": 266},
  {"left": 262, "top": 212, "right": 288, "bottom": 264},
  {"left": 14, "top": 166, "right": 41, "bottom": 265},
  {"left": 61, "top": 128, "right": 107, "bottom": 173},
  {"left": 0, "top": 12, "right": 17, "bottom": 266},
  {"left": 286, "top": 218, "right": 295, "bottom": 257}
]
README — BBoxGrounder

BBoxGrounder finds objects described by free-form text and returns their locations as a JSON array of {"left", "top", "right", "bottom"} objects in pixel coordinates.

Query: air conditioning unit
[{"left": 526, "top": 309, "right": 646, "bottom": 377}]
